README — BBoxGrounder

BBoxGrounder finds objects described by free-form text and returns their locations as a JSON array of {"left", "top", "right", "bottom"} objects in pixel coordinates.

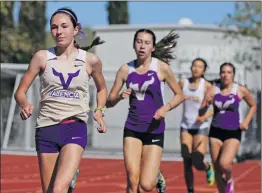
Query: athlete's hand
[
  {"left": 153, "top": 106, "right": 168, "bottom": 120},
  {"left": 240, "top": 121, "right": 249, "bottom": 131},
  {"left": 120, "top": 88, "right": 131, "bottom": 100},
  {"left": 20, "top": 103, "right": 34, "bottom": 120},
  {"left": 94, "top": 110, "right": 107, "bottom": 133},
  {"left": 196, "top": 116, "right": 205, "bottom": 124}
]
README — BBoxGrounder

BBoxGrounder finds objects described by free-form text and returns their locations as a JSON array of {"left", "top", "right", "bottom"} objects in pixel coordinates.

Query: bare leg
[
  {"left": 139, "top": 145, "right": 163, "bottom": 192},
  {"left": 210, "top": 137, "right": 225, "bottom": 193},
  {"left": 124, "top": 137, "right": 143, "bottom": 193},
  {"left": 51, "top": 144, "right": 84, "bottom": 193}
]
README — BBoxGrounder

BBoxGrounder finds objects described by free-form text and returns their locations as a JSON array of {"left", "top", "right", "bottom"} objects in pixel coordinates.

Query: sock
[
  {"left": 188, "top": 187, "right": 194, "bottom": 193},
  {"left": 206, "top": 162, "right": 211, "bottom": 171},
  {"left": 226, "top": 177, "right": 233, "bottom": 183}
]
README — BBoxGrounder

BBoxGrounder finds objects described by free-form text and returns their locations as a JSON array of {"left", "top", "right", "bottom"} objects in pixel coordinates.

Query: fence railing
[{"left": 1, "top": 66, "right": 260, "bottom": 161}]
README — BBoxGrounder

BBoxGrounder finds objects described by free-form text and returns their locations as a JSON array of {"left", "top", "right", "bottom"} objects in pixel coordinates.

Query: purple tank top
[
  {"left": 124, "top": 58, "right": 165, "bottom": 134},
  {"left": 211, "top": 83, "right": 240, "bottom": 130}
]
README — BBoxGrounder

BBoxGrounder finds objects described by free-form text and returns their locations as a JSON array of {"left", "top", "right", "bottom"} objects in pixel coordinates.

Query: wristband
[{"left": 94, "top": 107, "right": 105, "bottom": 117}]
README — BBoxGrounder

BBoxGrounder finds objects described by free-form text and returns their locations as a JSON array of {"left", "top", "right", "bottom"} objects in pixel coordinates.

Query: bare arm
[
  {"left": 14, "top": 50, "right": 45, "bottom": 107},
  {"left": 239, "top": 85, "right": 257, "bottom": 127},
  {"left": 106, "top": 64, "right": 128, "bottom": 108},
  {"left": 87, "top": 53, "right": 107, "bottom": 133},
  {"left": 200, "top": 81, "right": 214, "bottom": 119},
  {"left": 200, "top": 108, "right": 214, "bottom": 119},
  {"left": 178, "top": 79, "right": 184, "bottom": 90},
  {"left": 88, "top": 53, "right": 108, "bottom": 110},
  {"left": 199, "top": 85, "right": 215, "bottom": 117},
  {"left": 161, "top": 62, "right": 185, "bottom": 112}
]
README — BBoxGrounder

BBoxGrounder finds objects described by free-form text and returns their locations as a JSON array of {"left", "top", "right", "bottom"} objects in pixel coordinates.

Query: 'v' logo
[
  {"left": 214, "top": 97, "right": 235, "bottom": 114},
  {"left": 129, "top": 76, "right": 155, "bottom": 101},
  {"left": 52, "top": 68, "right": 80, "bottom": 89}
]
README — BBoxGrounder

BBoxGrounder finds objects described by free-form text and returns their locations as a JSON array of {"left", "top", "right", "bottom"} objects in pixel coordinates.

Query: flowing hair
[
  {"left": 133, "top": 29, "right": 179, "bottom": 64},
  {"left": 153, "top": 30, "right": 179, "bottom": 63}
]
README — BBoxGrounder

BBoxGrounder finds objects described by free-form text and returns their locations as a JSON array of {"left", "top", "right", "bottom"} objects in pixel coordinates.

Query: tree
[
  {"left": 222, "top": 2, "right": 261, "bottom": 40},
  {"left": 0, "top": 1, "right": 17, "bottom": 63},
  {"left": 1, "top": 1, "right": 14, "bottom": 28},
  {"left": 221, "top": 2, "right": 261, "bottom": 70},
  {"left": 18, "top": 2, "right": 46, "bottom": 62},
  {"left": 107, "top": 1, "right": 129, "bottom": 24},
  {"left": 1, "top": 2, "right": 47, "bottom": 63}
]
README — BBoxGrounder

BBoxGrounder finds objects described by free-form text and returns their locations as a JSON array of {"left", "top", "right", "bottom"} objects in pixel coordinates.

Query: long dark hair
[
  {"left": 133, "top": 29, "right": 179, "bottom": 64},
  {"left": 50, "top": 7, "right": 105, "bottom": 51},
  {"left": 220, "top": 62, "right": 236, "bottom": 76},
  {"left": 191, "top": 58, "right": 208, "bottom": 78},
  {"left": 190, "top": 58, "right": 225, "bottom": 85},
  {"left": 209, "top": 63, "right": 236, "bottom": 85}
]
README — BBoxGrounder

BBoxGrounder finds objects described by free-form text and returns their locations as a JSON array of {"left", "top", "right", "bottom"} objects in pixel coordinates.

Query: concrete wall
[
  {"left": 89, "top": 23, "right": 260, "bottom": 152},
  {"left": 92, "top": 24, "right": 259, "bottom": 76}
]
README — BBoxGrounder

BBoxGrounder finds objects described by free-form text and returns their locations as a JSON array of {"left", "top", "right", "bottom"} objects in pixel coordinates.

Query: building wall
[
  {"left": 93, "top": 24, "right": 259, "bottom": 74},
  {"left": 90, "top": 24, "right": 260, "bottom": 152}
]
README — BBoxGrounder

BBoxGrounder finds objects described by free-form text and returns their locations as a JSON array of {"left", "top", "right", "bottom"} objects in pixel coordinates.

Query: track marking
[{"left": 235, "top": 162, "right": 260, "bottom": 182}]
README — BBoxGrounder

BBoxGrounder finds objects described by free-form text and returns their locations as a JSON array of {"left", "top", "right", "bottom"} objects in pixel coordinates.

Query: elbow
[
  {"left": 105, "top": 95, "right": 115, "bottom": 108},
  {"left": 252, "top": 105, "right": 257, "bottom": 113},
  {"left": 198, "top": 108, "right": 206, "bottom": 116},
  {"left": 105, "top": 100, "right": 112, "bottom": 108},
  {"left": 180, "top": 92, "right": 185, "bottom": 103},
  {"left": 14, "top": 90, "right": 19, "bottom": 103},
  {"left": 14, "top": 89, "right": 26, "bottom": 106},
  {"left": 198, "top": 111, "right": 203, "bottom": 117}
]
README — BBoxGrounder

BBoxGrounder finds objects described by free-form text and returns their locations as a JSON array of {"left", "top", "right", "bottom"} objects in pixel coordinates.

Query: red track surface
[{"left": 1, "top": 155, "right": 260, "bottom": 193}]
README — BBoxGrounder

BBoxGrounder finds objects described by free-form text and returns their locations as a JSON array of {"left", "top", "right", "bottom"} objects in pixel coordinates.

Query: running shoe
[
  {"left": 206, "top": 163, "right": 215, "bottom": 185},
  {"left": 156, "top": 170, "right": 166, "bottom": 193}
]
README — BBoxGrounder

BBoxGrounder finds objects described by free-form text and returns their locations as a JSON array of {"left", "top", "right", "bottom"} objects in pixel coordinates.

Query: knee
[
  {"left": 140, "top": 180, "right": 155, "bottom": 192},
  {"left": 183, "top": 157, "right": 192, "bottom": 169},
  {"left": 219, "top": 160, "right": 232, "bottom": 173},
  {"left": 191, "top": 151, "right": 205, "bottom": 170},
  {"left": 181, "top": 144, "right": 191, "bottom": 162},
  {"left": 181, "top": 151, "right": 192, "bottom": 165},
  {"left": 182, "top": 153, "right": 192, "bottom": 161}
]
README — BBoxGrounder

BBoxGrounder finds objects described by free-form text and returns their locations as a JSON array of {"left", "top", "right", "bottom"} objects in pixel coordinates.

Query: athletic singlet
[
  {"left": 35, "top": 47, "right": 90, "bottom": 128},
  {"left": 180, "top": 78, "right": 210, "bottom": 129},
  {"left": 211, "top": 83, "right": 240, "bottom": 130},
  {"left": 125, "top": 57, "right": 165, "bottom": 134}
]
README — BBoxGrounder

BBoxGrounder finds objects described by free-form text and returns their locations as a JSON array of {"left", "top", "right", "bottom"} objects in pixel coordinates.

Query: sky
[
  {"left": 14, "top": 2, "right": 236, "bottom": 30},
  {"left": 10, "top": 2, "right": 259, "bottom": 88}
]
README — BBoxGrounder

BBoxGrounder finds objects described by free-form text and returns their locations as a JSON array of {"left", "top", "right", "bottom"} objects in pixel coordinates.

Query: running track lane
[{"left": 1, "top": 155, "right": 260, "bottom": 193}]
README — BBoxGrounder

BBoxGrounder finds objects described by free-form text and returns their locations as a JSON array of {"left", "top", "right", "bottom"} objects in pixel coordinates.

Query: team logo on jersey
[
  {"left": 185, "top": 95, "right": 200, "bottom": 102},
  {"left": 49, "top": 68, "right": 81, "bottom": 99},
  {"left": 129, "top": 76, "right": 155, "bottom": 101},
  {"left": 214, "top": 97, "right": 235, "bottom": 114},
  {"left": 52, "top": 68, "right": 80, "bottom": 89},
  {"left": 229, "top": 94, "right": 234, "bottom": 98}
]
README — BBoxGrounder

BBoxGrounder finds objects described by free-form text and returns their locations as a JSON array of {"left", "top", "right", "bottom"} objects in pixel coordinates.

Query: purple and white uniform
[
  {"left": 35, "top": 47, "right": 89, "bottom": 153},
  {"left": 124, "top": 57, "right": 165, "bottom": 134},
  {"left": 212, "top": 83, "right": 240, "bottom": 130}
]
